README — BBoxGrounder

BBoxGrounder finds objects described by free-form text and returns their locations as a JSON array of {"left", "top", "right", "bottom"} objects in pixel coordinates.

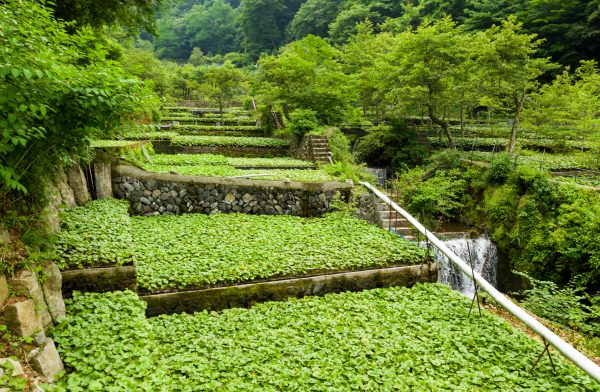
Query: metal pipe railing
[{"left": 360, "top": 181, "right": 600, "bottom": 383}]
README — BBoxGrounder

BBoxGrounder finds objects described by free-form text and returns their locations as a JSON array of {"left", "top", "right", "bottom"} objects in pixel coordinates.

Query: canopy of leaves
[{"left": 0, "top": 0, "right": 156, "bottom": 200}]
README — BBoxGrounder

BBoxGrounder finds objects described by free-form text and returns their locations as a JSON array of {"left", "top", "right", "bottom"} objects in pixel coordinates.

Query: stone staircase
[
  {"left": 374, "top": 195, "right": 416, "bottom": 241},
  {"left": 309, "top": 136, "right": 332, "bottom": 164}
]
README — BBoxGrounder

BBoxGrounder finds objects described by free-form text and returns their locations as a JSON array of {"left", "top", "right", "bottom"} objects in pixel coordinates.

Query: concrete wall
[{"left": 112, "top": 165, "right": 353, "bottom": 217}]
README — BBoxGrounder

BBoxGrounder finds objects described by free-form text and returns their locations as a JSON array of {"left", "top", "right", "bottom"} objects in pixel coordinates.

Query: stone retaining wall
[
  {"left": 112, "top": 165, "right": 353, "bottom": 217},
  {"left": 143, "top": 263, "right": 437, "bottom": 316}
]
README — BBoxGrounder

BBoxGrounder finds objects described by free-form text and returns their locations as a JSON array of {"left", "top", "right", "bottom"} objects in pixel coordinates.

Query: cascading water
[{"left": 433, "top": 236, "right": 498, "bottom": 297}]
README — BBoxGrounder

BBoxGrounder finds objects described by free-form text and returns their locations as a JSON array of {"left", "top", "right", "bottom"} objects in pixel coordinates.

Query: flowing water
[{"left": 432, "top": 236, "right": 498, "bottom": 297}]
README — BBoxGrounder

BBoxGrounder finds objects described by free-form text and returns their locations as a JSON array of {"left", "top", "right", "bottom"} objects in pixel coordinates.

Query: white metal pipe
[{"left": 360, "top": 182, "right": 600, "bottom": 383}]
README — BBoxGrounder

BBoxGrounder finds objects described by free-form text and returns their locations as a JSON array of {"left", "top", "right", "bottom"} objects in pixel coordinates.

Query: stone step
[{"left": 378, "top": 210, "right": 407, "bottom": 220}]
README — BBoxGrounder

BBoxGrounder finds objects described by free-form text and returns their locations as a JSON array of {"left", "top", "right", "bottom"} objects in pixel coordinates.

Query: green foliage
[
  {"left": 149, "top": 153, "right": 313, "bottom": 168},
  {"left": 198, "top": 62, "right": 245, "bottom": 121},
  {"left": 171, "top": 135, "right": 289, "bottom": 148},
  {"left": 256, "top": 35, "right": 355, "bottom": 125},
  {"left": 50, "top": 0, "right": 167, "bottom": 33},
  {"left": 487, "top": 154, "right": 514, "bottom": 184},
  {"left": 520, "top": 276, "right": 600, "bottom": 338},
  {"left": 55, "top": 199, "right": 135, "bottom": 269},
  {"left": 356, "top": 121, "right": 429, "bottom": 169},
  {"left": 322, "top": 161, "right": 375, "bottom": 184},
  {"left": 145, "top": 164, "right": 338, "bottom": 183},
  {"left": 392, "top": 168, "right": 467, "bottom": 227},
  {"left": 53, "top": 291, "right": 166, "bottom": 391},
  {"left": 288, "top": 109, "right": 319, "bottom": 137},
  {"left": 0, "top": 0, "right": 158, "bottom": 201},
  {"left": 524, "top": 60, "right": 600, "bottom": 144},
  {"left": 132, "top": 212, "right": 426, "bottom": 290},
  {"left": 54, "top": 285, "right": 599, "bottom": 390}
]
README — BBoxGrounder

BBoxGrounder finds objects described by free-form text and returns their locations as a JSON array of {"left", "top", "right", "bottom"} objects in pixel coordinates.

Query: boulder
[
  {"left": 4, "top": 300, "right": 41, "bottom": 337},
  {"left": 0, "top": 228, "right": 10, "bottom": 245},
  {"left": 41, "top": 262, "right": 65, "bottom": 322},
  {"left": 0, "top": 358, "right": 24, "bottom": 377},
  {"left": 67, "top": 165, "right": 89, "bottom": 206},
  {"left": 55, "top": 168, "right": 76, "bottom": 208},
  {"left": 30, "top": 339, "right": 64, "bottom": 381},
  {"left": 9, "top": 271, "right": 53, "bottom": 329}
]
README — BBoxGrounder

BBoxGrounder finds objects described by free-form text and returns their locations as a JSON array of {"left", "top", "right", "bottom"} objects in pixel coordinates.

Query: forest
[{"left": 1, "top": 0, "right": 599, "bottom": 390}]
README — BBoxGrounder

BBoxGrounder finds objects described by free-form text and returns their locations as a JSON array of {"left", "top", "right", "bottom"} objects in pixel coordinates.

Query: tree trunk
[
  {"left": 427, "top": 104, "right": 454, "bottom": 148},
  {"left": 282, "top": 104, "right": 291, "bottom": 121},
  {"left": 508, "top": 89, "right": 526, "bottom": 153}
]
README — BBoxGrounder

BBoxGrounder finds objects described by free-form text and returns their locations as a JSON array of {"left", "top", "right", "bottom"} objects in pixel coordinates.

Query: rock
[
  {"left": 41, "top": 263, "right": 66, "bottom": 322},
  {"left": 93, "top": 162, "right": 113, "bottom": 199},
  {"left": 67, "top": 165, "right": 89, "bottom": 206},
  {"left": 9, "top": 271, "right": 53, "bottom": 329},
  {"left": 55, "top": 168, "right": 76, "bottom": 208},
  {"left": 319, "top": 193, "right": 327, "bottom": 203},
  {"left": 0, "top": 228, "right": 10, "bottom": 245},
  {"left": 0, "top": 274, "right": 8, "bottom": 307},
  {"left": 242, "top": 193, "right": 253, "bottom": 204},
  {"left": 123, "top": 182, "right": 135, "bottom": 192},
  {"left": 5, "top": 300, "right": 41, "bottom": 337},
  {"left": 140, "top": 197, "right": 151, "bottom": 205},
  {"left": 224, "top": 193, "right": 235, "bottom": 203},
  {"left": 30, "top": 339, "right": 64, "bottom": 381},
  {"left": 151, "top": 189, "right": 161, "bottom": 198},
  {"left": 0, "top": 358, "right": 24, "bottom": 377},
  {"left": 275, "top": 205, "right": 283, "bottom": 214}
]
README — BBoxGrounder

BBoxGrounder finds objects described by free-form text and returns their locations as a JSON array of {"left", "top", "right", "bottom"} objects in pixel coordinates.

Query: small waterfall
[{"left": 433, "top": 237, "right": 498, "bottom": 297}]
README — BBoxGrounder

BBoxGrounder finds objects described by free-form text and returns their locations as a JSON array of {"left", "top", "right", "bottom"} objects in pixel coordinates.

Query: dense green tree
[
  {"left": 154, "top": 15, "right": 191, "bottom": 61},
  {"left": 524, "top": 61, "right": 600, "bottom": 143},
  {"left": 1, "top": 0, "right": 157, "bottom": 198},
  {"left": 121, "top": 48, "right": 173, "bottom": 96},
  {"left": 199, "top": 62, "right": 245, "bottom": 122},
  {"left": 288, "top": 0, "right": 343, "bottom": 40},
  {"left": 183, "top": 0, "right": 239, "bottom": 55},
  {"left": 476, "top": 17, "right": 553, "bottom": 152},
  {"left": 341, "top": 21, "right": 394, "bottom": 118},
  {"left": 239, "top": 0, "right": 304, "bottom": 60},
  {"left": 50, "top": 0, "right": 168, "bottom": 33},
  {"left": 256, "top": 35, "right": 354, "bottom": 124},
  {"left": 518, "top": 0, "right": 600, "bottom": 66},
  {"left": 382, "top": 18, "right": 469, "bottom": 147},
  {"left": 328, "top": 0, "right": 402, "bottom": 44},
  {"left": 463, "top": 0, "right": 523, "bottom": 30}
]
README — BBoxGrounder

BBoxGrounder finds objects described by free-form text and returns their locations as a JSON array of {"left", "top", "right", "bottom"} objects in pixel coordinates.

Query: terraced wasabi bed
[
  {"left": 54, "top": 285, "right": 599, "bottom": 391},
  {"left": 131, "top": 213, "right": 427, "bottom": 291}
]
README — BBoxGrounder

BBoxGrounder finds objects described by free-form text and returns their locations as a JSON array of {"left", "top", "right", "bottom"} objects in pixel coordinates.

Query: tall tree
[
  {"left": 383, "top": 18, "right": 469, "bottom": 147},
  {"left": 239, "top": 0, "right": 304, "bottom": 60},
  {"left": 200, "top": 62, "right": 244, "bottom": 122},
  {"left": 476, "top": 17, "right": 553, "bottom": 152},
  {"left": 256, "top": 35, "right": 354, "bottom": 124},
  {"left": 288, "top": 0, "right": 344, "bottom": 40},
  {"left": 183, "top": 0, "right": 239, "bottom": 55},
  {"left": 50, "top": 0, "right": 168, "bottom": 33}
]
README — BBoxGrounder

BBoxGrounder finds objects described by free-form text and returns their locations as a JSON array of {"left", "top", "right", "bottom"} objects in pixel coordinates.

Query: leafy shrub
[
  {"left": 487, "top": 154, "right": 513, "bottom": 184},
  {"left": 132, "top": 213, "right": 426, "bottom": 291},
  {"left": 322, "top": 161, "right": 376, "bottom": 183},
  {"left": 521, "top": 278, "right": 600, "bottom": 337},
  {"left": 393, "top": 168, "right": 467, "bottom": 227},
  {"left": 288, "top": 109, "right": 319, "bottom": 137},
  {"left": 356, "top": 121, "right": 429, "bottom": 169},
  {"left": 0, "top": 1, "right": 157, "bottom": 202}
]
